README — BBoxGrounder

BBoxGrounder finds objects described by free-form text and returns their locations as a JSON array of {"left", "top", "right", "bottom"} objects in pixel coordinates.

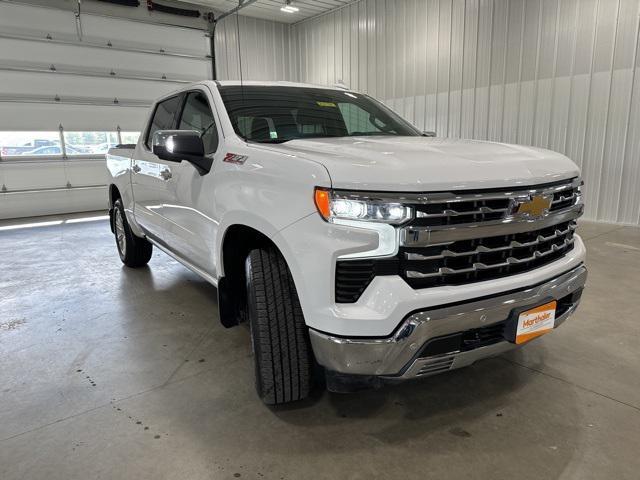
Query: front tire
[
  {"left": 245, "top": 247, "right": 312, "bottom": 405},
  {"left": 113, "top": 199, "right": 152, "bottom": 268}
]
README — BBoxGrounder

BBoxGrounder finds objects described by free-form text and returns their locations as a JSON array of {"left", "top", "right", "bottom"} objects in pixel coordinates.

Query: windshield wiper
[
  {"left": 348, "top": 132, "right": 395, "bottom": 137},
  {"left": 251, "top": 138, "right": 292, "bottom": 144}
]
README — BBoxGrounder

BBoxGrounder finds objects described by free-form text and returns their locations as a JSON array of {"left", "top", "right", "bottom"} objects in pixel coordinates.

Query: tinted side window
[
  {"left": 178, "top": 91, "right": 218, "bottom": 154},
  {"left": 146, "top": 95, "right": 182, "bottom": 149}
]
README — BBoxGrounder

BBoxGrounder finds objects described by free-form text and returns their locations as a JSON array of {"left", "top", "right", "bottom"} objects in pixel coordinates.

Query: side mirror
[
  {"left": 152, "top": 130, "right": 212, "bottom": 174},
  {"left": 423, "top": 131, "right": 436, "bottom": 137}
]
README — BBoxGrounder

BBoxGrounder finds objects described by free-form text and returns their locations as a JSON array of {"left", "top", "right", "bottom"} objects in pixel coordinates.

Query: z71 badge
[{"left": 223, "top": 153, "right": 248, "bottom": 165}]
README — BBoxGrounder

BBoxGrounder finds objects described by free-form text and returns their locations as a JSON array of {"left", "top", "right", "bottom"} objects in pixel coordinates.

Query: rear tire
[
  {"left": 113, "top": 198, "right": 153, "bottom": 268},
  {"left": 245, "top": 247, "right": 312, "bottom": 405}
]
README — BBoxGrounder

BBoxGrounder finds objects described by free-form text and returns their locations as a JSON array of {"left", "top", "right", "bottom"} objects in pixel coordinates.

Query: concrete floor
[{"left": 1, "top": 213, "right": 639, "bottom": 480}]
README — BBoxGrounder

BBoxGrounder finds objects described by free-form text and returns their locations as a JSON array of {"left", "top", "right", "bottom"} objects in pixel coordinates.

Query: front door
[
  {"left": 160, "top": 89, "right": 221, "bottom": 276},
  {"left": 131, "top": 94, "right": 183, "bottom": 241}
]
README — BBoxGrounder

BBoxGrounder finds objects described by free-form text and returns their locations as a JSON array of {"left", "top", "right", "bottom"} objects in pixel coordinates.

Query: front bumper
[{"left": 309, "top": 264, "right": 587, "bottom": 379}]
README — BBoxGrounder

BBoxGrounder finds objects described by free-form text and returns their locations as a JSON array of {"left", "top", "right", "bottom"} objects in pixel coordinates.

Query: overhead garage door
[{"left": 0, "top": 1, "right": 212, "bottom": 219}]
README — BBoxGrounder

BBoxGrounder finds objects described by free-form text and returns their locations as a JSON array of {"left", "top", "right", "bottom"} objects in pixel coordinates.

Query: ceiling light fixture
[{"left": 280, "top": 0, "right": 299, "bottom": 13}]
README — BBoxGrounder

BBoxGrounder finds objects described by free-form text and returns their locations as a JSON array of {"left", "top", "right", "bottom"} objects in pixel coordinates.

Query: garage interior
[{"left": 1, "top": 0, "right": 639, "bottom": 479}]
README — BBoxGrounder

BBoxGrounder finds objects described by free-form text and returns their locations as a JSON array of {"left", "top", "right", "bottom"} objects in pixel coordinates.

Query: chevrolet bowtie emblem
[{"left": 511, "top": 194, "right": 553, "bottom": 219}]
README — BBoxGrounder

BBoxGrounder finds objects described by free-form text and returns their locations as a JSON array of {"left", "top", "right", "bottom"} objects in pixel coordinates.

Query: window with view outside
[
  {"left": 218, "top": 86, "right": 421, "bottom": 143},
  {"left": 64, "top": 131, "right": 140, "bottom": 155},
  {"left": 0, "top": 132, "right": 60, "bottom": 157},
  {"left": 64, "top": 132, "right": 119, "bottom": 155},
  {"left": 0, "top": 131, "right": 140, "bottom": 158}
]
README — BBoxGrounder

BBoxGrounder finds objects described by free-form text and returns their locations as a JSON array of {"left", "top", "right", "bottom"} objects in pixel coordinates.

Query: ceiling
[{"left": 183, "top": 0, "right": 356, "bottom": 24}]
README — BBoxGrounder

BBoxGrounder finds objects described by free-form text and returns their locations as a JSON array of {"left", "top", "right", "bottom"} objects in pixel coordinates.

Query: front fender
[{"left": 215, "top": 210, "right": 315, "bottom": 277}]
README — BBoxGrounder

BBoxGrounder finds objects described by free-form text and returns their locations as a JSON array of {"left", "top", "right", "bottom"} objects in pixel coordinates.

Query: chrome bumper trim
[
  {"left": 399, "top": 301, "right": 579, "bottom": 379},
  {"left": 309, "top": 264, "right": 587, "bottom": 378}
]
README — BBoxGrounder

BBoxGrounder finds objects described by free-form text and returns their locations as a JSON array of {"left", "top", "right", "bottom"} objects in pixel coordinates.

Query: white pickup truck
[{"left": 107, "top": 80, "right": 587, "bottom": 405}]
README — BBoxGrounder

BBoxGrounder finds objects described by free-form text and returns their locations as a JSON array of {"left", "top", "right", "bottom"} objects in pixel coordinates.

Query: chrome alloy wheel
[{"left": 115, "top": 208, "right": 127, "bottom": 257}]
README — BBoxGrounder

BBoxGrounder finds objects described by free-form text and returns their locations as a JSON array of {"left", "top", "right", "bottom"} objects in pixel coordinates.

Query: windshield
[{"left": 218, "top": 86, "right": 421, "bottom": 143}]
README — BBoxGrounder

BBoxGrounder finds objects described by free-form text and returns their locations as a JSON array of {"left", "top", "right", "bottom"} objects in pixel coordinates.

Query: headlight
[{"left": 314, "top": 188, "right": 412, "bottom": 224}]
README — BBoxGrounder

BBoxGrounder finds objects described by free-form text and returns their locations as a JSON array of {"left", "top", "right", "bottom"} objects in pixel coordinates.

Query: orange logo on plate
[{"left": 516, "top": 300, "right": 557, "bottom": 344}]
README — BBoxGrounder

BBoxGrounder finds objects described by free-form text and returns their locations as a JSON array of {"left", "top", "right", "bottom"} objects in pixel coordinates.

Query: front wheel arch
[{"left": 218, "top": 224, "right": 280, "bottom": 328}]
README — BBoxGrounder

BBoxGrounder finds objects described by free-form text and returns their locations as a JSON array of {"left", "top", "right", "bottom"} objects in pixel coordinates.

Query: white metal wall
[
  {"left": 214, "top": 13, "right": 293, "bottom": 81},
  {"left": 291, "top": 0, "right": 640, "bottom": 225}
]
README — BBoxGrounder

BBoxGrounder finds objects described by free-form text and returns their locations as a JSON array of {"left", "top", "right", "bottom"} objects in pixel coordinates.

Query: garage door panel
[
  {"left": 0, "top": 71, "right": 179, "bottom": 104},
  {"left": 64, "top": 160, "right": 110, "bottom": 187},
  {"left": 0, "top": 103, "right": 148, "bottom": 131},
  {"left": 0, "top": 187, "right": 107, "bottom": 219},
  {"left": 0, "top": 1, "right": 216, "bottom": 219},
  {"left": 0, "top": 38, "right": 210, "bottom": 81},
  {"left": 2, "top": 160, "right": 107, "bottom": 191},
  {"left": 0, "top": 3, "right": 76, "bottom": 38},
  {"left": 2, "top": 162, "right": 69, "bottom": 191},
  {"left": 81, "top": 14, "right": 209, "bottom": 57}
]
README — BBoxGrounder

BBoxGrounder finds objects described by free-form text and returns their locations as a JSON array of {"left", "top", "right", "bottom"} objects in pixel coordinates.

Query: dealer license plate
[{"left": 515, "top": 300, "right": 557, "bottom": 345}]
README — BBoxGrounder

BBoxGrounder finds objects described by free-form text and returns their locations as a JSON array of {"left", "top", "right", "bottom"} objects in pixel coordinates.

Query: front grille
[
  {"left": 334, "top": 178, "right": 582, "bottom": 303},
  {"left": 410, "top": 179, "right": 581, "bottom": 228},
  {"left": 402, "top": 220, "right": 576, "bottom": 288}
]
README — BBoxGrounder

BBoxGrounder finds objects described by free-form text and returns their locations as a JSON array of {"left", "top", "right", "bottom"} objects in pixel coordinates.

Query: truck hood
[{"left": 265, "top": 137, "right": 579, "bottom": 191}]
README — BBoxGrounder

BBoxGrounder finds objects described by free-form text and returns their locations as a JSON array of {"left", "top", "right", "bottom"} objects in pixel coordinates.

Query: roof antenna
[
  {"left": 235, "top": 4, "right": 246, "bottom": 107},
  {"left": 235, "top": 7, "right": 244, "bottom": 86}
]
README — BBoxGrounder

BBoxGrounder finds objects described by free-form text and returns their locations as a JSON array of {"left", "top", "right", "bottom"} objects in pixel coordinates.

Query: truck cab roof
[{"left": 212, "top": 80, "right": 350, "bottom": 91}]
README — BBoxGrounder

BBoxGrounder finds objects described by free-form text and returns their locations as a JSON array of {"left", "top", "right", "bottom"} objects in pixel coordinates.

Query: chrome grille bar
[
  {"left": 405, "top": 222, "right": 576, "bottom": 261},
  {"left": 552, "top": 191, "right": 577, "bottom": 204},
  {"left": 329, "top": 177, "right": 582, "bottom": 205},
  {"left": 406, "top": 237, "right": 575, "bottom": 279},
  {"left": 402, "top": 202, "right": 583, "bottom": 246},
  {"left": 401, "top": 177, "right": 583, "bottom": 246},
  {"left": 402, "top": 177, "right": 582, "bottom": 205},
  {"left": 416, "top": 205, "right": 510, "bottom": 218}
]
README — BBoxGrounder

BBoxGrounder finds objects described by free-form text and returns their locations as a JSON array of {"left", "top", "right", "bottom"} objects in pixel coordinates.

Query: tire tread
[{"left": 247, "top": 247, "right": 311, "bottom": 405}]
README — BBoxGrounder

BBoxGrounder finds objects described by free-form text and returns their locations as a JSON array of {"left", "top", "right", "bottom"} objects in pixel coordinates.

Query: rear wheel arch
[
  {"left": 108, "top": 184, "right": 122, "bottom": 233},
  {"left": 112, "top": 198, "right": 153, "bottom": 267},
  {"left": 109, "top": 184, "right": 121, "bottom": 206}
]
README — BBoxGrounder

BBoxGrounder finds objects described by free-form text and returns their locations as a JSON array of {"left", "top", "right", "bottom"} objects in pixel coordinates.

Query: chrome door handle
[
  {"left": 132, "top": 164, "right": 141, "bottom": 173},
  {"left": 160, "top": 168, "right": 172, "bottom": 180}
]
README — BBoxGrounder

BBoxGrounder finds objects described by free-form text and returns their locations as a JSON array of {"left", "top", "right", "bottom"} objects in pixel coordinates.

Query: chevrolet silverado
[{"left": 107, "top": 81, "right": 587, "bottom": 405}]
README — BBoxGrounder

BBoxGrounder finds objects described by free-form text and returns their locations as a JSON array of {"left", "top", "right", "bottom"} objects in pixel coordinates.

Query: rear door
[
  {"left": 131, "top": 94, "right": 184, "bottom": 240},
  {"left": 161, "top": 88, "right": 221, "bottom": 275}
]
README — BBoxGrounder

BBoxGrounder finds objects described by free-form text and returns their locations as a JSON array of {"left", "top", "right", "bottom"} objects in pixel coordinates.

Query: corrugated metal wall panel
[
  {"left": 215, "top": 14, "right": 292, "bottom": 81},
  {"left": 292, "top": 0, "right": 640, "bottom": 225}
]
